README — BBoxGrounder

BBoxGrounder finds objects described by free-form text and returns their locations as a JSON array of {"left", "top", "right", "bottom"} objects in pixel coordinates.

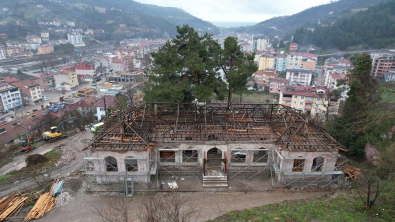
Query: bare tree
[
  {"left": 356, "top": 170, "right": 395, "bottom": 210},
  {"left": 30, "top": 168, "right": 53, "bottom": 191},
  {"left": 94, "top": 193, "right": 197, "bottom": 222},
  {"left": 92, "top": 197, "right": 131, "bottom": 222}
]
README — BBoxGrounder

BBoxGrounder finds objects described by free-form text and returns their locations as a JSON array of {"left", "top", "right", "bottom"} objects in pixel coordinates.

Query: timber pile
[
  {"left": 339, "top": 164, "right": 362, "bottom": 181},
  {"left": 24, "top": 181, "right": 59, "bottom": 221},
  {"left": 0, "top": 193, "right": 29, "bottom": 221}
]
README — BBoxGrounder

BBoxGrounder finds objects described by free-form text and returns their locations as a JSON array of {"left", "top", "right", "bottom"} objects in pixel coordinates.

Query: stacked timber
[
  {"left": 0, "top": 193, "right": 29, "bottom": 221},
  {"left": 339, "top": 164, "right": 362, "bottom": 181},
  {"left": 24, "top": 180, "right": 59, "bottom": 221}
]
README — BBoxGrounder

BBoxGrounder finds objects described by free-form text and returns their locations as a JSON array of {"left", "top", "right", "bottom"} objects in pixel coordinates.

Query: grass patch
[
  {"left": 209, "top": 180, "right": 395, "bottom": 221},
  {"left": 232, "top": 92, "right": 278, "bottom": 104},
  {"left": 0, "top": 174, "right": 15, "bottom": 185}
]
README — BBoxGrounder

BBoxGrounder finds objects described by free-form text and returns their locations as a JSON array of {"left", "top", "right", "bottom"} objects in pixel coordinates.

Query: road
[
  {"left": 316, "top": 49, "right": 391, "bottom": 57},
  {"left": 316, "top": 68, "right": 325, "bottom": 86},
  {"left": 39, "top": 190, "right": 330, "bottom": 222},
  {"left": 0, "top": 131, "right": 93, "bottom": 198}
]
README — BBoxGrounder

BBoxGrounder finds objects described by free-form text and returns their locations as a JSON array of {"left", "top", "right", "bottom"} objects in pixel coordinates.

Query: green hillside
[
  {"left": 234, "top": 0, "right": 389, "bottom": 37},
  {"left": 293, "top": 0, "right": 395, "bottom": 50},
  {"left": 0, "top": 0, "right": 219, "bottom": 42}
]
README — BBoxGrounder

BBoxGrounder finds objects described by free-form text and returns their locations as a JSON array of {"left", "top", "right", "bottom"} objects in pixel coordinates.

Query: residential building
[
  {"left": 37, "top": 73, "right": 56, "bottom": 91},
  {"left": 11, "top": 80, "right": 42, "bottom": 105},
  {"left": 258, "top": 54, "right": 275, "bottom": 70},
  {"left": 26, "top": 35, "right": 42, "bottom": 44},
  {"left": 302, "top": 53, "right": 318, "bottom": 61},
  {"left": 0, "top": 82, "right": 22, "bottom": 111},
  {"left": 85, "top": 29, "right": 94, "bottom": 35},
  {"left": 384, "top": 70, "right": 395, "bottom": 82},
  {"left": 53, "top": 21, "right": 61, "bottom": 27},
  {"left": 279, "top": 85, "right": 341, "bottom": 115},
  {"left": 325, "top": 57, "right": 351, "bottom": 69},
  {"left": 302, "top": 59, "right": 316, "bottom": 72},
  {"left": 324, "top": 67, "right": 349, "bottom": 86},
  {"left": 106, "top": 71, "right": 144, "bottom": 83},
  {"left": 254, "top": 70, "right": 277, "bottom": 85},
  {"left": 112, "top": 59, "right": 127, "bottom": 73},
  {"left": 75, "top": 63, "right": 95, "bottom": 82},
  {"left": 252, "top": 36, "right": 269, "bottom": 51},
  {"left": 286, "top": 53, "right": 303, "bottom": 70},
  {"left": 290, "top": 43, "right": 298, "bottom": 51},
  {"left": 54, "top": 70, "right": 79, "bottom": 90},
  {"left": 94, "top": 96, "right": 116, "bottom": 121},
  {"left": 41, "top": 32, "right": 49, "bottom": 42},
  {"left": 77, "top": 96, "right": 97, "bottom": 115},
  {"left": 371, "top": 54, "right": 395, "bottom": 79},
  {"left": 67, "top": 21, "right": 75, "bottom": 27},
  {"left": 239, "top": 43, "right": 252, "bottom": 52},
  {"left": 269, "top": 78, "right": 288, "bottom": 94},
  {"left": 286, "top": 69, "right": 313, "bottom": 86},
  {"left": 37, "top": 45, "right": 54, "bottom": 55},
  {"left": 0, "top": 34, "right": 7, "bottom": 39},
  {"left": 67, "top": 32, "right": 85, "bottom": 47},
  {"left": 275, "top": 53, "right": 287, "bottom": 72},
  {"left": 0, "top": 47, "right": 6, "bottom": 60}
]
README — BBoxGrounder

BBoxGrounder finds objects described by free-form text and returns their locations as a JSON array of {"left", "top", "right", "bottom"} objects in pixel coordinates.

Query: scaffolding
[
  {"left": 82, "top": 102, "right": 348, "bottom": 192},
  {"left": 271, "top": 151, "right": 346, "bottom": 188},
  {"left": 83, "top": 156, "right": 156, "bottom": 195},
  {"left": 228, "top": 149, "right": 273, "bottom": 180},
  {"left": 158, "top": 149, "right": 200, "bottom": 180}
]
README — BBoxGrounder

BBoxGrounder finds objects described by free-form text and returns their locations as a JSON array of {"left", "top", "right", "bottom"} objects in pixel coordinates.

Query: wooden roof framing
[{"left": 84, "top": 103, "right": 347, "bottom": 152}]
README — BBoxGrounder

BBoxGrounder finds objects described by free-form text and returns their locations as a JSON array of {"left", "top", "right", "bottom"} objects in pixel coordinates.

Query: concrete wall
[
  {"left": 277, "top": 150, "right": 338, "bottom": 182},
  {"left": 90, "top": 150, "right": 150, "bottom": 183}
]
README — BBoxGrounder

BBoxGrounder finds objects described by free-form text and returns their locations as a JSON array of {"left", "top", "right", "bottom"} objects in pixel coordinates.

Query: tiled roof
[{"left": 94, "top": 96, "right": 116, "bottom": 108}]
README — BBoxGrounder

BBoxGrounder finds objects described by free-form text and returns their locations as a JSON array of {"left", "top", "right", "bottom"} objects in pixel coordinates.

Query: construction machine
[
  {"left": 21, "top": 136, "right": 35, "bottom": 152},
  {"left": 42, "top": 117, "right": 81, "bottom": 142}
]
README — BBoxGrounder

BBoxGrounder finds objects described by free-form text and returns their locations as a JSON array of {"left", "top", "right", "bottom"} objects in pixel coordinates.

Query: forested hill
[
  {"left": 0, "top": 0, "right": 219, "bottom": 42},
  {"left": 293, "top": 0, "right": 395, "bottom": 50},
  {"left": 233, "top": 0, "right": 388, "bottom": 37},
  {"left": 61, "top": 0, "right": 219, "bottom": 35}
]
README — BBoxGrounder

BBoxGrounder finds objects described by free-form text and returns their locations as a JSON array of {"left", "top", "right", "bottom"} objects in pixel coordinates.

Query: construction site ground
[
  {"left": 38, "top": 177, "right": 329, "bottom": 222},
  {"left": 0, "top": 131, "right": 92, "bottom": 198}
]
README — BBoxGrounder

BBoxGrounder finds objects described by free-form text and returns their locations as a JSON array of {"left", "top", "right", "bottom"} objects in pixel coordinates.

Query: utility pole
[
  {"left": 103, "top": 95, "right": 107, "bottom": 118},
  {"left": 16, "top": 98, "right": 29, "bottom": 139}
]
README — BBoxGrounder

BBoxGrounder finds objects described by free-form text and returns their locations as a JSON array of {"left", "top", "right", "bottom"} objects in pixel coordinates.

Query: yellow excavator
[{"left": 42, "top": 117, "right": 81, "bottom": 142}]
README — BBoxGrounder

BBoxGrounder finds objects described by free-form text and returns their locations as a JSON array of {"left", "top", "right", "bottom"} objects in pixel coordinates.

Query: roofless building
[{"left": 83, "top": 103, "right": 347, "bottom": 194}]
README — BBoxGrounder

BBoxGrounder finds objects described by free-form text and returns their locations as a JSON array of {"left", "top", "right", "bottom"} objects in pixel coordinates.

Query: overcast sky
[{"left": 136, "top": 0, "right": 332, "bottom": 23}]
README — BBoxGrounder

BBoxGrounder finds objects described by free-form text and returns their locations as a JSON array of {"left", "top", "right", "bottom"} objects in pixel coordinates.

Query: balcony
[
  {"left": 305, "top": 100, "right": 313, "bottom": 104},
  {"left": 282, "top": 103, "right": 291, "bottom": 107},
  {"left": 304, "top": 106, "right": 312, "bottom": 110},
  {"left": 282, "top": 97, "right": 292, "bottom": 101}
]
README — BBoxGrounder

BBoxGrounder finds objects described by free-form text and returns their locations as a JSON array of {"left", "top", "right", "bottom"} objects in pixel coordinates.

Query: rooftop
[{"left": 84, "top": 103, "right": 346, "bottom": 153}]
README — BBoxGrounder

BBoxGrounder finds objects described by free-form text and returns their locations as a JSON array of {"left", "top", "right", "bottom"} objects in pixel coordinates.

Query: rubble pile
[
  {"left": 55, "top": 146, "right": 74, "bottom": 167},
  {"left": 56, "top": 192, "right": 71, "bottom": 207}
]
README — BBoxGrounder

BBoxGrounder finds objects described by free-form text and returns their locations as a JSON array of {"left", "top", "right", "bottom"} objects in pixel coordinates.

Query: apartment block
[
  {"left": 286, "top": 69, "right": 313, "bottom": 86},
  {"left": 279, "top": 85, "right": 340, "bottom": 116},
  {"left": 258, "top": 54, "right": 275, "bottom": 70}
]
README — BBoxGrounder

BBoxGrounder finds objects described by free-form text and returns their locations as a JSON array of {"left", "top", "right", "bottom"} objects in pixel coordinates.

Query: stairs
[{"left": 202, "top": 175, "right": 228, "bottom": 188}]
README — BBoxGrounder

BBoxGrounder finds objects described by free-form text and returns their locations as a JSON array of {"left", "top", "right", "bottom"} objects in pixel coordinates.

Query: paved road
[
  {"left": 316, "top": 68, "right": 325, "bottom": 86},
  {"left": 0, "top": 131, "right": 92, "bottom": 198}
]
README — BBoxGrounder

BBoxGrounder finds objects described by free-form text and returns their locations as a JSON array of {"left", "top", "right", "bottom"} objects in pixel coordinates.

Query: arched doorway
[{"left": 204, "top": 148, "right": 226, "bottom": 176}]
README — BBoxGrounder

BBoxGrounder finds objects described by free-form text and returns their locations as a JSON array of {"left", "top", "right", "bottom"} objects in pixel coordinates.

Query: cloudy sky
[{"left": 136, "top": 0, "right": 332, "bottom": 23}]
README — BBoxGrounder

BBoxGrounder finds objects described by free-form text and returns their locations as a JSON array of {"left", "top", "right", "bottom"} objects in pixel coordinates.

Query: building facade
[
  {"left": 258, "top": 55, "right": 275, "bottom": 70},
  {"left": 286, "top": 53, "right": 303, "bottom": 70},
  {"left": 286, "top": 69, "right": 313, "bottom": 86},
  {"left": 0, "top": 83, "right": 22, "bottom": 111},
  {"left": 275, "top": 54, "right": 287, "bottom": 72}
]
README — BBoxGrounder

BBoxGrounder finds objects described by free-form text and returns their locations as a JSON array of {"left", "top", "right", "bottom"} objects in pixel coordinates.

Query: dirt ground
[
  {"left": 0, "top": 131, "right": 93, "bottom": 198},
  {"left": 38, "top": 180, "right": 329, "bottom": 222}
]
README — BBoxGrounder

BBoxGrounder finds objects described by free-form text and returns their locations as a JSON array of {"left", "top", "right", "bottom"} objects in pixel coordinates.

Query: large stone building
[{"left": 83, "top": 103, "right": 346, "bottom": 192}]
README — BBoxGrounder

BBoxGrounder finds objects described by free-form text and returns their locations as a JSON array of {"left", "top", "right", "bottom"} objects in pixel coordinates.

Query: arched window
[
  {"left": 253, "top": 148, "right": 268, "bottom": 163},
  {"left": 312, "top": 157, "right": 324, "bottom": 172},
  {"left": 125, "top": 156, "right": 138, "bottom": 172},
  {"left": 231, "top": 148, "right": 246, "bottom": 163},
  {"left": 105, "top": 156, "right": 118, "bottom": 171}
]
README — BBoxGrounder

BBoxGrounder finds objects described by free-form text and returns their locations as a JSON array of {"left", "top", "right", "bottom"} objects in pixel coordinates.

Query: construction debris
[
  {"left": 339, "top": 164, "right": 362, "bottom": 181},
  {"left": 55, "top": 192, "right": 71, "bottom": 207},
  {"left": 24, "top": 180, "right": 60, "bottom": 221},
  {"left": 0, "top": 193, "right": 30, "bottom": 221}
]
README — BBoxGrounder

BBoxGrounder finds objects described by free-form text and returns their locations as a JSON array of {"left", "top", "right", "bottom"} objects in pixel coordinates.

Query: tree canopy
[
  {"left": 326, "top": 53, "right": 395, "bottom": 157},
  {"left": 143, "top": 25, "right": 256, "bottom": 105}
]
